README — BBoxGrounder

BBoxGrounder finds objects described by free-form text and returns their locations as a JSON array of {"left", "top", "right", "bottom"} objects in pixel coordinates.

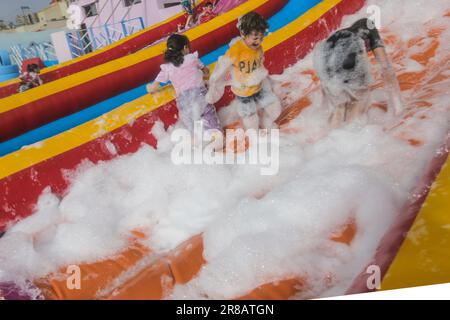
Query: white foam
[{"left": 1, "top": 0, "right": 449, "bottom": 299}]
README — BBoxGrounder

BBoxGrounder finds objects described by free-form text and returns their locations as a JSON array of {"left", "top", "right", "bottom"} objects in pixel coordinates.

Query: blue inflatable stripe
[
  {"left": 0, "top": 50, "right": 11, "bottom": 66},
  {"left": 0, "top": 64, "right": 18, "bottom": 75},
  {"left": 0, "top": 73, "right": 19, "bottom": 82}
]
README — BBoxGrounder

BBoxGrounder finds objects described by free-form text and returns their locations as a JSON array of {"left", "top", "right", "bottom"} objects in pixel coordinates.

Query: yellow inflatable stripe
[
  {"left": 0, "top": 87, "right": 175, "bottom": 179},
  {"left": 262, "top": 0, "right": 341, "bottom": 50},
  {"left": 0, "top": 0, "right": 341, "bottom": 179},
  {"left": 381, "top": 155, "right": 450, "bottom": 290},
  {"left": 0, "top": 0, "right": 267, "bottom": 113}
]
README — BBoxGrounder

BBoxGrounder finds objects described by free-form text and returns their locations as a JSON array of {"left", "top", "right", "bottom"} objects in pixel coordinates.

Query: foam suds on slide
[{"left": 0, "top": 0, "right": 449, "bottom": 299}]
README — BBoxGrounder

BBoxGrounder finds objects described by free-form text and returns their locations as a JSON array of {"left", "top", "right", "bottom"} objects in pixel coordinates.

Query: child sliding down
[
  {"left": 206, "top": 12, "right": 281, "bottom": 130},
  {"left": 147, "top": 34, "right": 221, "bottom": 145}
]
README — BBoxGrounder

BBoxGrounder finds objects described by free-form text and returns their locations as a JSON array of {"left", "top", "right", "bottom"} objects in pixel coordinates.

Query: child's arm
[
  {"left": 149, "top": 65, "right": 170, "bottom": 93},
  {"left": 205, "top": 55, "right": 233, "bottom": 104},
  {"left": 373, "top": 47, "right": 403, "bottom": 115},
  {"left": 147, "top": 82, "right": 161, "bottom": 93},
  {"left": 202, "top": 66, "right": 210, "bottom": 78},
  {"left": 192, "top": 52, "right": 209, "bottom": 79}
]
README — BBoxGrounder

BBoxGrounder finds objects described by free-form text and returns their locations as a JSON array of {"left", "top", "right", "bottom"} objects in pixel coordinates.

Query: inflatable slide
[
  {"left": 0, "top": 0, "right": 287, "bottom": 142},
  {"left": 0, "top": 0, "right": 449, "bottom": 299}
]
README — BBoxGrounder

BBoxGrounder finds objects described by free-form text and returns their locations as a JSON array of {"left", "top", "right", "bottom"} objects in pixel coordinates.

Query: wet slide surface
[{"left": 0, "top": 0, "right": 449, "bottom": 299}]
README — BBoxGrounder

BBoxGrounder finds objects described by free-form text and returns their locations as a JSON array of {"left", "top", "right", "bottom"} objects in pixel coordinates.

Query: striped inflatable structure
[
  {"left": 0, "top": 0, "right": 287, "bottom": 142},
  {"left": 0, "top": 0, "right": 211, "bottom": 99},
  {"left": 0, "top": 0, "right": 449, "bottom": 299}
]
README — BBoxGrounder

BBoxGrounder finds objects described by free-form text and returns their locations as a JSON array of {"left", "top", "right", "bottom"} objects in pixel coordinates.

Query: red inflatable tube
[
  {"left": 0, "top": 0, "right": 288, "bottom": 142},
  {"left": 0, "top": 2, "right": 209, "bottom": 99},
  {"left": 0, "top": 0, "right": 364, "bottom": 233}
]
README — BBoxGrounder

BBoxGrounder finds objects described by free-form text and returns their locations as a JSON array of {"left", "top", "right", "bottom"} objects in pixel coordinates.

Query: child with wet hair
[
  {"left": 18, "top": 63, "right": 43, "bottom": 93},
  {"left": 314, "top": 18, "right": 403, "bottom": 128},
  {"left": 147, "top": 33, "right": 220, "bottom": 139},
  {"left": 206, "top": 12, "right": 281, "bottom": 130}
]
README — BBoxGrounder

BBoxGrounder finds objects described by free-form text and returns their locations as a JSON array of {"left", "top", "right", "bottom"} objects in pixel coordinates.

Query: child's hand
[
  {"left": 146, "top": 82, "right": 160, "bottom": 93},
  {"left": 202, "top": 67, "right": 210, "bottom": 79}
]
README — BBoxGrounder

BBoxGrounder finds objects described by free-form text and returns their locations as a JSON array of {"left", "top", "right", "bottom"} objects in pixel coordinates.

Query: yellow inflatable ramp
[{"left": 382, "top": 154, "right": 450, "bottom": 289}]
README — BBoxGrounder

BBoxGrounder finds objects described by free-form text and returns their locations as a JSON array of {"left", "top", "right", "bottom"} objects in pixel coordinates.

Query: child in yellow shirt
[{"left": 206, "top": 12, "right": 281, "bottom": 130}]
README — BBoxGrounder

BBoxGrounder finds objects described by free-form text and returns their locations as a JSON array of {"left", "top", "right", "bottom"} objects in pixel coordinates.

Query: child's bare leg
[
  {"left": 257, "top": 82, "right": 281, "bottom": 129},
  {"left": 237, "top": 97, "right": 258, "bottom": 130},
  {"left": 243, "top": 113, "right": 259, "bottom": 131},
  {"left": 185, "top": 15, "right": 193, "bottom": 28},
  {"left": 329, "top": 106, "right": 346, "bottom": 128},
  {"left": 261, "top": 100, "right": 282, "bottom": 129},
  {"left": 342, "top": 89, "right": 370, "bottom": 124},
  {"left": 205, "top": 129, "right": 224, "bottom": 151},
  {"left": 344, "top": 101, "right": 359, "bottom": 123}
]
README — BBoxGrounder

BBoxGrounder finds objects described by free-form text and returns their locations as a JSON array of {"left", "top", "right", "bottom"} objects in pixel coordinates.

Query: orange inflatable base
[{"left": 34, "top": 220, "right": 356, "bottom": 300}]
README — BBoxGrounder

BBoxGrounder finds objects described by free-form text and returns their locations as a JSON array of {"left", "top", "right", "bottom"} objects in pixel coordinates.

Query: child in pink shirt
[{"left": 147, "top": 34, "right": 220, "bottom": 134}]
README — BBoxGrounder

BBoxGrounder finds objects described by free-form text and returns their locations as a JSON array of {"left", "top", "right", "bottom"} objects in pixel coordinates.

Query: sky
[{"left": 0, "top": 0, "right": 52, "bottom": 24}]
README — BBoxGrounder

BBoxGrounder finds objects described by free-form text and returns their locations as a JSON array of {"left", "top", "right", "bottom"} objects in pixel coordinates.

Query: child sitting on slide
[
  {"left": 18, "top": 64, "right": 43, "bottom": 93},
  {"left": 206, "top": 12, "right": 281, "bottom": 130},
  {"left": 147, "top": 34, "right": 220, "bottom": 139}
]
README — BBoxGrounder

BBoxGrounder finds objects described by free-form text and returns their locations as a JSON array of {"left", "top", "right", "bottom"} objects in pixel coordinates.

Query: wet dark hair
[
  {"left": 164, "top": 33, "right": 190, "bottom": 67},
  {"left": 27, "top": 63, "right": 40, "bottom": 73},
  {"left": 238, "top": 12, "right": 268, "bottom": 36},
  {"left": 204, "top": 1, "right": 213, "bottom": 7}
]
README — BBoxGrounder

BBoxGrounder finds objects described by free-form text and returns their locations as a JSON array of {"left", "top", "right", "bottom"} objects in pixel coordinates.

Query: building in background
[
  {"left": 69, "top": 0, "right": 185, "bottom": 30},
  {"left": 38, "top": 0, "right": 70, "bottom": 24},
  {"left": 14, "top": 1, "right": 69, "bottom": 32},
  {"left": 0, "top": 20, "right": 8, "bottom": 30},
  {"left": 15, "top": 6, "right": 40, "bottom": 27}
]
